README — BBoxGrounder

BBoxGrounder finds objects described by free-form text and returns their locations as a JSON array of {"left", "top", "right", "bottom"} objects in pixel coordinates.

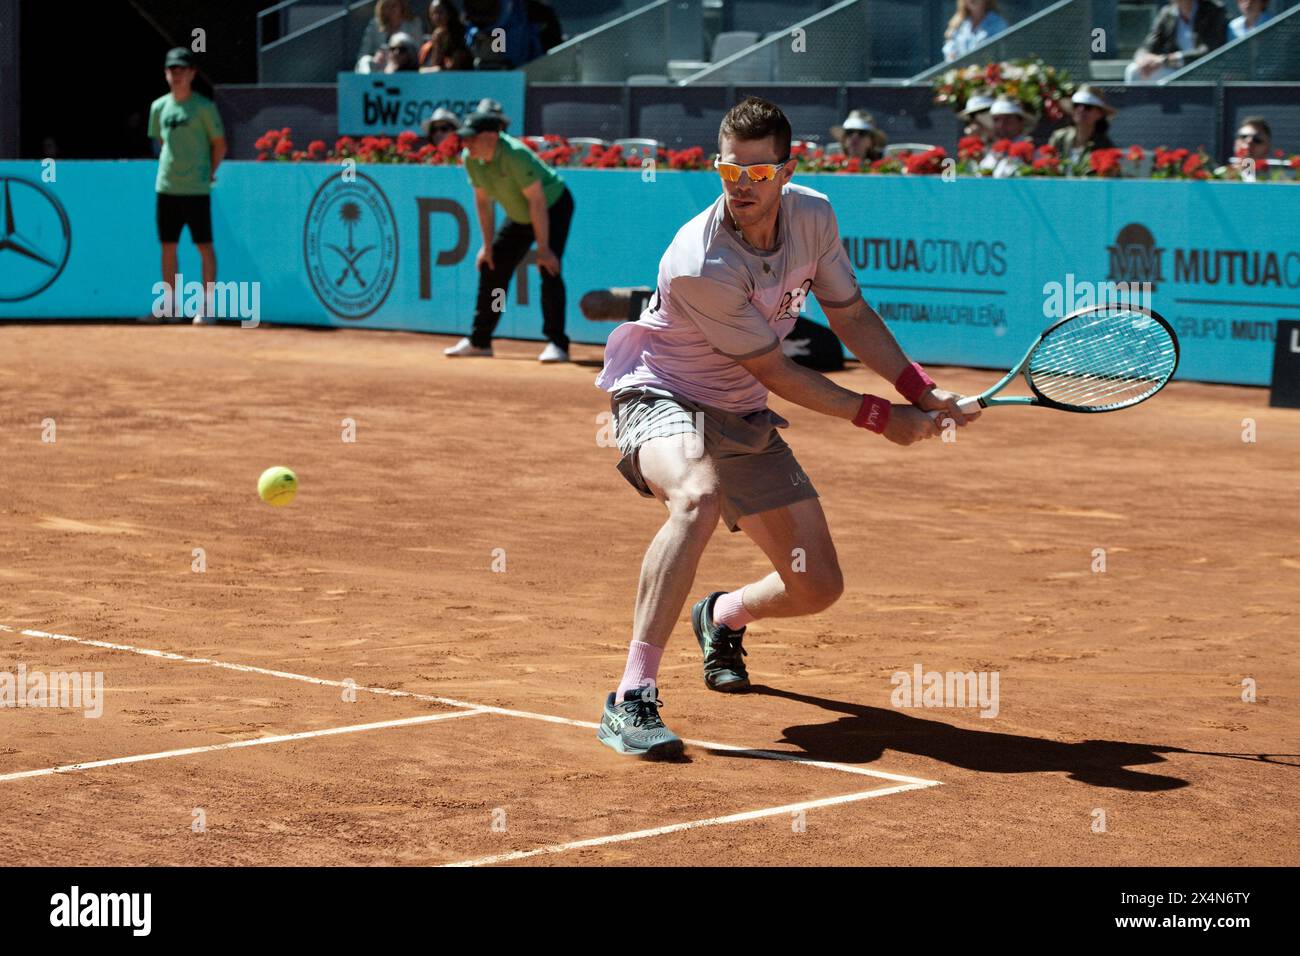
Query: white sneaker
[
  {"left": 192, "top": 314, "right": 216, "bottom": 326},
  {"left": 444, "top": 337, "right": 493, "bottom": 357},
  {"left": 538, "top": 342, "right": 570, "bottom": 363}
]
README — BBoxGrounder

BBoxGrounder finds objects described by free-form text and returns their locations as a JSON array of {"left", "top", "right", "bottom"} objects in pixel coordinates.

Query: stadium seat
[{"left": 711, "top": 31, "right": 760, "bottom": 62}]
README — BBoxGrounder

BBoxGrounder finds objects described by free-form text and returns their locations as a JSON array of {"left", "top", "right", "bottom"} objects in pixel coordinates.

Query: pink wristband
[
  {"left": 853, "top": 394, "right": 892, "bottom": 434},
  {"left": 895, "top": 362, "right": 936, "bottom": 405}
]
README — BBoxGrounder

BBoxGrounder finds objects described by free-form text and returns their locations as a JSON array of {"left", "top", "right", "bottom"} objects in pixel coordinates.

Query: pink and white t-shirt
[{"left": 594, "top": 182, "right": 861, "bottom": 414}]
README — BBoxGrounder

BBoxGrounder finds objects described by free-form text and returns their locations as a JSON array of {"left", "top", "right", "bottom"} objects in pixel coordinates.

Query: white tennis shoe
[
  {"left": 444, "top": 337, "right": 493, "bottom": 357},
  {"left": 538, "top": 342, "right": 569, "bottom": 363}
]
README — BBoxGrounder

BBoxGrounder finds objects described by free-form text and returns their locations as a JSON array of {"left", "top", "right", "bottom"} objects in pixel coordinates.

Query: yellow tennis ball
[{"left": 258, "top": 466, "right": 298, "bottom": 507}]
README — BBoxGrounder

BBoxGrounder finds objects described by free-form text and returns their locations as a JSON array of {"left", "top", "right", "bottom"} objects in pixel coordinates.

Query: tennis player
[{"left": 594, "top": 96, "right": 978, "bottom": 758}]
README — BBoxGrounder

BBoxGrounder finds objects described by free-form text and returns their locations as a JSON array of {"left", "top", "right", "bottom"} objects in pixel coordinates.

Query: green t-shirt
[
  {"left": 148, "top": 92, "right": 225, "bottom": 196},
  {"left": 463, "top": 133, "right": 565, "bottom": 224}
]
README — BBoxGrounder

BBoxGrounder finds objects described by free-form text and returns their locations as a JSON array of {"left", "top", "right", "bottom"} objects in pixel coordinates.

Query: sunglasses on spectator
[
  {"left": 714, "top": 158, "right": 789, "bottom": 182},
  {"left": 1236, "top": 132, "right": 1264, "bottom": 143}
]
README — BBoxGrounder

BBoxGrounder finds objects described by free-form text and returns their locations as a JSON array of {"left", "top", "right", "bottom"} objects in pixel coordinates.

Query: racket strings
[{"left": 1027, "top": 311, "right": 1177, "bottom": 410}]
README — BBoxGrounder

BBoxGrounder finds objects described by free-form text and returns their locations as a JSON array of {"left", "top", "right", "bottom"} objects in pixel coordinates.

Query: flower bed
[{"left": 252, "top": 127, "right": 1300, "bottom": 181}]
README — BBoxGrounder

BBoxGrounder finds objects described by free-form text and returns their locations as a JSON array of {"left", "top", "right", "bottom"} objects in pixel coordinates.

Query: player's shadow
[{"left": 723, "top": 684, "right": 1205, "bottom": 791}]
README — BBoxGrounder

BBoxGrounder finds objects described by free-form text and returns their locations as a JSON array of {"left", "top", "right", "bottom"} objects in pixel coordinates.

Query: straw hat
[
  {"left": 989, "top": 95, "right": 1034, "bottom": 119},
  {"left": 1070, "top": 85, "right": 1118, "bottom": 118},
  {"left": 959, "top": 91, "right": 996, "bottom": 120},
  {"left": 830, "top": 110, "right": 887, "bottom": 150}
]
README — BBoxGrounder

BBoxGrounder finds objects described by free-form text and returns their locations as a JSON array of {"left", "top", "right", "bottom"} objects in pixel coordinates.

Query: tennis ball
[{"left": 258, "top": 466, "right": 298, "bottom": 507}]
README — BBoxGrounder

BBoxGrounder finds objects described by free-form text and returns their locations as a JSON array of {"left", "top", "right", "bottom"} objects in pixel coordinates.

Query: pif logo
[
  {"left": 303, "top": 170, "right": 398, "bottom": 319},
  {"left": 1106, "top": 223, "right": 1164, "bottom": 291}
]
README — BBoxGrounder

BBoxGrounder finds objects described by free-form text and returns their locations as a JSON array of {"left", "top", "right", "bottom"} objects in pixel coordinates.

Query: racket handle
[{"left": 927, "top": 395, "right": 984, "bottom": 421}]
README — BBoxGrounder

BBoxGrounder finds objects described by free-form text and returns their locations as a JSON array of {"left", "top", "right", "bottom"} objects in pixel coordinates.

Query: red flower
[
  {"left": 274, "top": 137, "right": 294, "bottom": 156},
  {"left": 1182, "top": 153, "right": 1204, "bottom": 176},
  {"left": 1127, "top": 145, "right": 1144, "bottom": 161},
  {"left": 1089, "top": 147, "right": 1123, "bottom": 177},
  {"left": 985, "top": 63, "right": 1002, "bottom": 84},
  {"left": 1031, "top": 156, "right": 1058, "bottom": 171},
  {"left": 991, "top": 138, "right": 1011, "bottom": 155},
  {"left": 958, "top": 135, "right": 985, "bottom": 161},
  {"left": 307, "top": 140, "right": 327, "bottom": 159},
  {"left": 845, "top": 156, "right": 863, "bottom": 173},
  {"left": 1009, "top": 141, "right": 1034, "bottom": 162},
  {"left": 1290, "top": 155, "right": 1300, "bottom": 171}
]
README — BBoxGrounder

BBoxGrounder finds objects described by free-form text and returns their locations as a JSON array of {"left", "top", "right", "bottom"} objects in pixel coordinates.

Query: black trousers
[{"left": 471, "top": 186, "right": 574, "bottom": 350}]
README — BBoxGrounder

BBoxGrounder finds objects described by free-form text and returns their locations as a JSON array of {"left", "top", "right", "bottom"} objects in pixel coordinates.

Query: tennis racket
[{"left": 932, "top": 304, "right": 1180, "bottom": 418}]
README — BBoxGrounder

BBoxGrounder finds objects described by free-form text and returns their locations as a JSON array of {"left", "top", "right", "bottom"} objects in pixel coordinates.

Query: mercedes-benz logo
[{"left": 0, "top": 176, "right": 72, "bottom": 302}]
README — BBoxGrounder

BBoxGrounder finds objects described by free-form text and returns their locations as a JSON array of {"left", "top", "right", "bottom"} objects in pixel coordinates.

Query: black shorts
[{"left": 156, "top": 193, "right": 213, "bottom": 244}]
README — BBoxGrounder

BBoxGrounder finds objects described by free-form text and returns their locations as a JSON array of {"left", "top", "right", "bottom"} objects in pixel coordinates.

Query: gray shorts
[{"left": 610, "top": 385, "right": 818, "bottom": 532}]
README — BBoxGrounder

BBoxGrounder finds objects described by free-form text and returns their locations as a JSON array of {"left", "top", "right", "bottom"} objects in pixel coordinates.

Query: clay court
[{"left": 0, "top": 323, "right": 1296, "bottom": 867}]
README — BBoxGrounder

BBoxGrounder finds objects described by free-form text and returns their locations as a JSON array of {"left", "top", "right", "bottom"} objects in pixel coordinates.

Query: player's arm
[
  {"left": 822, "top": 295, "right": 977, "bottom": 425},
  {"left": 473, "top": 186, "right": 495, "bottom": 245},
  {"left": 736, "top": 345, "right": 936, "bottom": 446}
]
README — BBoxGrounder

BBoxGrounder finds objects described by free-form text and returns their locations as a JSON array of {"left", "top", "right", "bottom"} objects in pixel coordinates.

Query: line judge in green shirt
[
  {"left": 443, "top": 109, "right": 576, "bottom": 362},
  {"left": 147, "top": 47, "right": 226, "bottom": 324}
]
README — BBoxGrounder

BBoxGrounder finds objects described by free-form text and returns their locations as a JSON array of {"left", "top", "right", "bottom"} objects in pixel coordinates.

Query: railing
[
  {"left": 523, "top": 0, "right": 674, "bottom": 82},
  {"left": 680, "top": 0, "right": 869, "bottom": 84},
  {"left": 908, "top": 0, "right": 1093, "bottom": 85},
  {"left": 1162, "top": 4, "right": 1300, "bottom": 84},
  {"left": 257, "top": 0, "right": 377, "bottom": 83}
]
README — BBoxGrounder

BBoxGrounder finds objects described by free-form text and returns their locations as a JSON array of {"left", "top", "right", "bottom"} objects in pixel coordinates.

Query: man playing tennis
[{"left": 594, "top": 97, "right": 978, "bottom": 758}]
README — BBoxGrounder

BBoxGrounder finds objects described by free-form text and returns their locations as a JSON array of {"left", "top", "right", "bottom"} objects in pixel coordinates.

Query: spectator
[
  {"left": 476, "top": 98, "right": 510, "bottom": 131},
  {"left": 421, "top": 107, "right": 462, "bottom": 146},
  {"left": 356, "top": 0, "right": 425, "bottom": 73},
  {"left": 443, "top": 109, "right": 575, "bottom": 362},
  {"left": 959, "top": 90, "right": 996, "bottom": 145},
  {"left": 980, "top": 96, "right": 1034, "bottom": 177},
  {"left": 385, "top": 32, "right": 421, "bottom": 72},
  {"left": 943, "top": 0, "right": 1009, "bottom": 62},
  {"left": 147, "top": 48, "right": 226, "bottom": 325},
  {"left": 463, "top": 0, "right": 542, "bottom": 69},
  {"left": 420, "top": 0, "right": 474, "bottom": 71},
  {"left": 831, "top": 110, "right": 887, "bottom": 161},
  {"left": 1235, "top": 116, "right": 1272, "bottom": 163},
  {"left": 1229, "top": 0, "right": 1272, "bottom": 40},
  {"left": 1125, "top": 0, "right": 1228, "bottom": 83},
  {"left": 527, "top": 0, "right": 564, "bottom": 52},
  {"left": 1048, "top": 86, "right": 1117, "bottom": 165}
]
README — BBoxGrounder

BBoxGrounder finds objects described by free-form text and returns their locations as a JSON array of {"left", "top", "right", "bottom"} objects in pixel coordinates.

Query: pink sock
[
  {"left": 714, "top": 587, "right": 755, "bottom": 630},
  {"left": 615, "top": 640, "right": 664, "bottom": 701}
]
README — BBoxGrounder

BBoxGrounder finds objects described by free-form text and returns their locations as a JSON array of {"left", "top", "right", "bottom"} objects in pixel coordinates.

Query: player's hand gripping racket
[{"left": 932, "top": 304, "right": 1180, "bottom": 419}]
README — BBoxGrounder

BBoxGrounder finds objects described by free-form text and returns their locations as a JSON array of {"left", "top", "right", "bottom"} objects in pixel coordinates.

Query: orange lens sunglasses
[{"left": 714, "top": 157, "right": 789, "bottom": 183}]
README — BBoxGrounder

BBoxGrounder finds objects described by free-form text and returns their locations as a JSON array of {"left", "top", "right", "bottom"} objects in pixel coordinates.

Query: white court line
[
  {"left": 0, "top": 709, "right": 487, "bottom": 782},
  {"left": 443, "top": 781, "right": 938, "bottom": 867},
  {"left": 0, "top": 624, "right": 939, "bottom": 787}
]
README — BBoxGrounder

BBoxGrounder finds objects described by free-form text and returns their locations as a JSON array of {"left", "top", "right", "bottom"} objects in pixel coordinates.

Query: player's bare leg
[
  {"left": 597, "top": 435, "right": 718, "bottom": 758},
  {"left": 735, "top": 497, "right": 844, "bottom": 618},
  {"left": 630, "top": 436, "right": 722, "bottom": 649},
  {"left": 691, "top": 498, "right": 843, "bottom": 692}
]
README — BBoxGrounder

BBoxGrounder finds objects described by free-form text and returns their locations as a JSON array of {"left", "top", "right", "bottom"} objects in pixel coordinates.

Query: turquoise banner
[
  {"left": 1, "top": 160, "right": 1297, "bottom": 386},
  {"left": 336, "top": 71, "right": 525, "bottom": 136}
]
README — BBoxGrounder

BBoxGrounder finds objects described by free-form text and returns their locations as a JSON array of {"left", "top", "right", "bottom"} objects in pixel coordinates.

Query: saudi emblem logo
[{"left": 303, "top": 171, "right": 398, "bottom": 319}]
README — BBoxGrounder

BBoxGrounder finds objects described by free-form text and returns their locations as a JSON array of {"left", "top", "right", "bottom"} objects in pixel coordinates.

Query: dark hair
[
  {"left": 718, "top": 96, "right": 791, "bottom": 161},
  {"left": 1240, "top": 116, "right": 1272, "bottom": 140}
]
